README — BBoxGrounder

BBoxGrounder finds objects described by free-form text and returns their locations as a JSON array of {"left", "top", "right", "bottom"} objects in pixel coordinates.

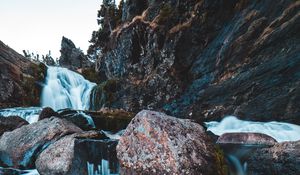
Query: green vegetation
[
  {"left": 214, "top": 145, "right": 228, "bottom": 175},
  {"left": 87, "top": 109, "right": 134, "bottom": 132},
  {"left": 22, "top": 63, "right": 47, "bottom": 106},
  {"left": 88, "top": 0, "right": 124, "bottom": 54},
  {"left": 156, "top": 3, "right": 173, "bottom": 25},
  {"left": 22, "top": 50, "right": 56, "bottom": 65},
  {"left": 81, "top": 67, "right": 102, "bottom": 84},
  {"left": 90, "top": 79, "right": 119, "bottom": 110}
]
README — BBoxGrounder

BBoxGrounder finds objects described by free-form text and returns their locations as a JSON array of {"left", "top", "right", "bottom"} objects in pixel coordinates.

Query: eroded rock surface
[
  {"left": 0, "top": 117, "right": 82, "bottom": 168},
  {"left": 0, "top": 116, "right": 29, "bottom": 136},
  {"left": 217, "top": 132, "right": 277, "bottom": 146},
  {"left": 59, "top": 36, "right": 92, "bottom": 70},
  {"left": 92, "top": 0, "right": 300, "bottom": 124},
  {"left": 35, "top": 131, "right": 118, "bottom": 175},
  {"left": 117, "top": 110, "right": 225, "bottom": 175},
  {"left": 0, "top": 40, "right": 46, "bottom": 108},
  {"left": 38, "top": 107, "right": 59, "bottom": 121},
  {"left": 57, "top": 108, "right": 134, "bottom": 131},
  {"left": 246, "top": 140, "right": 300, "bottom": 175}
]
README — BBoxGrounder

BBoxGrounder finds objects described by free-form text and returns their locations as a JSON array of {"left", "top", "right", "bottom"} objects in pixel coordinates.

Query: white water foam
[
  {"left": 87, "top": 160, "right": 119, "bottom": 175},
  {"left": 102, "top": 130, "right": 125, "bottom": 140},
  {"left": 21, "top": 169, "right": 39, "bottom": 175},
  {"left": 205, "top": 116, "right": 300, "bottom": 142},
  {"left": 79, "top": 111, "right": 96, "bottom": 129},
  {"left": 0, "top": 107, "right": 42, "bottom": 124},
  {"left": 41, "top": 66, "right": 96, "bottom": 111}
]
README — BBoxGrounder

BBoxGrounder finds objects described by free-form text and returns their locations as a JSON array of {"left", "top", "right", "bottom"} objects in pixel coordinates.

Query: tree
[{"left": 88, "top": 0, "right": 123, "bottom": 55}]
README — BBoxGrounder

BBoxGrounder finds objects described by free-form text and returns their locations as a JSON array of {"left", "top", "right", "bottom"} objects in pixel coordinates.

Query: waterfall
[
  {"left": 205, "top": 116, "right": 300, "bottom": 142},
  {"left": 41, "top": 66, "right": 96, "bottom": 111}
]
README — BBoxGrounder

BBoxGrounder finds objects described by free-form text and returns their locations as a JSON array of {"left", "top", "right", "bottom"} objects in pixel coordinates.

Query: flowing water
[
  {"left": 2, "top": 67, "right": 300, "bottom": 175},
  {"left": 41, "top": 66, "right": 96, "bottom": 111},
  {"left": 205, "top": 116, "right": 300, "bottom": 142},
  {"left": 206, "top": 116, "right": 300, "bottom": 175},
  {"left": 0, "top": 66, "right": 116, "bottom": 175},
  {"left": 0, "top": 107, "right": 42, "bottom": 124}
]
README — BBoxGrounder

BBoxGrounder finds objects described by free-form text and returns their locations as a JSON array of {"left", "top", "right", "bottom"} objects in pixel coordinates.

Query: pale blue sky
[{"left": 0, "top": 0, "right": 114, "bottom": 58}]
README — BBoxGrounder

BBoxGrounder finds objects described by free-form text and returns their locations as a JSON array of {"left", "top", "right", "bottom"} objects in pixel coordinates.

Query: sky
[{"left": 0, "top": 0, "right": 113, "bottom": 58}]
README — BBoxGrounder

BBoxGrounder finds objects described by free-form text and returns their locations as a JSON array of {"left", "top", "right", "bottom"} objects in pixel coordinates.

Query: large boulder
[
  {"left": 0, "top": 116, "right": 29, "bottom": 136},
  {"left": 117, "top": 110, "right": 225, "bottom": 175},
  {"left": 0, "top": 117, "right": 82, "bottom": 168},
  {"left": 246, "top": 140, "right": 300, "bottom": 175},
  {"left": 35, "top": 131, "right": 119, "bottom": 175},
  {"left": 58, "top": 110, "right": 96, "bottom": 131},
  {"left": 38, "top": 107, "right": 59, "bottom": 121},
  {"left": 217, "top": 133, "right": 277, "bottom": 146}
]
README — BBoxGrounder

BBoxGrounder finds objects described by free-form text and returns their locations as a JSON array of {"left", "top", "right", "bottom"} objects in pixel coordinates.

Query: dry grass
[{"left": 169, "top": 17, "right": 193, "bottom": 34}]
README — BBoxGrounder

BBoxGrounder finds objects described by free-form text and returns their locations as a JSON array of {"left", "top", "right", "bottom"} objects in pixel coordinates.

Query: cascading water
[
  {"left": 41, "top": 66, "right": 96, "bottom": 111},
  {"left": 205, "top": 116, "right": 300, "bottom": 142},
  {"left": 206, "top": 116, "right": 300, "bottom": 175},
  {"left": 0, "top": 107, "right": 42, "bottom": 124}
]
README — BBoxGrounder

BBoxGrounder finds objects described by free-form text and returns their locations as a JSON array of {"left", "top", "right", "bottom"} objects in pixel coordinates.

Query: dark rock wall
[
  {"left": 0, "top": 41, "right": 46, "bottom": 108},
  {"left": 59, "top": 36, "right": 92, "bottom": 70},
  {"left": 93, "top": 0, "right": 300, "bottom": 123}
]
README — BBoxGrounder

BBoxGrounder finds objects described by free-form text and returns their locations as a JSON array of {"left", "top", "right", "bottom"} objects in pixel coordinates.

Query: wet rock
[
  {"left": 0, "top": 117, "right": 82, "bottom": 168},
  {"left": 35, "top": 131, "right": 119, "bottom": 175},
  {"left": 59, "top": 36, "right": 92, "bottom": 70},
  {"left": 87, "top": 108, "right": 134, "bottom": 132},
  {"left": 246, "top": 140, "right": 300, "bottom": 175},
  {"left": 217, "top": 133, "right": 277, "bottom": 146},
  {"left": 0, "top": 116, "right": 29, "bottom": 136},
  {"left": 217, "top": 133, "right": 278, "bottom": 167},
  {"left": 59, "top": 110, "right": 96, "bottom": 131},
  {"left": 117, "top": 110, "right": 225, "bottom": 175},
  {"left": 38, "top": 107, "right": 59, "bottom": 121},
  {"left": 57, "top": 108, "right": 134, "bottom": 131}
]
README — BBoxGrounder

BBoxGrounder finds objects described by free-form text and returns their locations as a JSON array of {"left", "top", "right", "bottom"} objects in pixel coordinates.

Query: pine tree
[{"left": 88, "top": 0, "right": 123, "bottom": 54}]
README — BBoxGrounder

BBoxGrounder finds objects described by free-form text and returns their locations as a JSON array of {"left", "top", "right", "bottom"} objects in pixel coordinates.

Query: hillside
[{"left": 91, "top": 0, "right": 300, "bottom": 124}]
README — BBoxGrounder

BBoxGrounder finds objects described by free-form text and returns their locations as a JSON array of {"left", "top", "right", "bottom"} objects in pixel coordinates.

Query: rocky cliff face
[
  {"left": 0, "top": 41, "right": 46, "bottom": 108},
  {"left": 59, "top": 36, "right": 92, "bottom": 71},
  {"left": 92, "top": 0, "right": 300, "bottom": 124}
]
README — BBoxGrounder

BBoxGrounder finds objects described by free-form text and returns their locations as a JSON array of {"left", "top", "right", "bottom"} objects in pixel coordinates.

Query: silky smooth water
[
  {"left": 205, "top": 116, "right": 300, "bottom": 142},
  {"left": 0, "top": 107, "right": 42, "bottom": 124},
  {"left": 41, "top": 66, "right": 96, "bottom": 111}
]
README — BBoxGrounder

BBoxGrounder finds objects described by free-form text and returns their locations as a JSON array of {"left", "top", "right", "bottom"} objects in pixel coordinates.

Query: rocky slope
[
  {"left": 92, "top": 0, "right": 300, "bottom": 123},
  {"left": 0, "top": 41, "right": 46, "bottom": 108}
]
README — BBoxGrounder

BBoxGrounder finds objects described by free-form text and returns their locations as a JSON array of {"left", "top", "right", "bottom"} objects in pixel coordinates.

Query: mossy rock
[
  {"left": 21, "top": 62, "right": 47, "bottom": 106},
  {"left": 214, "top": 145, "right": 228, "bottom": 175},
  {"left": 155, "top": 3, "right": 173, "bottom": 25},
  {"left": 81, "top": 67, "right": 102, "bottom": 84},
  {"left": 87, "top": 108, "right": 134, "bottom": 132},
  {"left": 57, "top": 108, "right": 134, "bottom": 132},
  {"left": 90, "top": 79, "right": 120, "bottom": 110}
]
